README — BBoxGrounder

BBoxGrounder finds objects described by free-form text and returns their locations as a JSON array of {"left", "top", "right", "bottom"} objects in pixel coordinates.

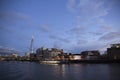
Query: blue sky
[{"left": 0, "top": 0, "right": 120, "bottom": 55}]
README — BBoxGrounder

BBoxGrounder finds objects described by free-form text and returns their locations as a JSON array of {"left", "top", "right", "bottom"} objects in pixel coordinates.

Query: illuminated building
[
  {"left": 36, "top": 47, "right": 64, "bottom": 61},
  {"left": 72, "top": 54, "right": 83, "bottom": 60},
  {"left": 107, "top": 43, "right": 120, "bottom": 60},
  {"left": 11, "top": 53, "right": 18, "bottom": 58},
  {"left": 36, "top": 47, "right": 49, "bottom": 60},
  {"left": 68, "top": 54, "right": 83, "bottom": 60}
]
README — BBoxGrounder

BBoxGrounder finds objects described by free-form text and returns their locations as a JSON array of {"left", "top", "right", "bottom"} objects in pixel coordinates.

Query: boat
[
  {"left": 40, "top": 60, "right": 60, "bottom": 64},
  {"left": 40, "top": 60, "right": 68, "bottom": 64}
]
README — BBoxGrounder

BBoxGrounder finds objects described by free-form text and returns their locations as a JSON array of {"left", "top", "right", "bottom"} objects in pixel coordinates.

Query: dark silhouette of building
[
  {"left": 81, "top": 50, "right": 100, "bottom": 60},
  {"left": 30, "top": 53, "right": 37, "bottom": 60},
  {"left": 29, "top": 36, "right": 36, "bottom": 60},
  {"left": 107, "top": 44, "right": 120, "bottom": 60}
]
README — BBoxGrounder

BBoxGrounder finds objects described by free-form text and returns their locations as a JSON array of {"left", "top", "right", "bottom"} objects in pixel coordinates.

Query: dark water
[{"left": 0, "top": 61, "right": 120, "bottom": 80}]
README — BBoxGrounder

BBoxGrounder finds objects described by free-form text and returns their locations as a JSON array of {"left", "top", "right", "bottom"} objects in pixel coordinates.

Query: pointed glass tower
[{"left": 30, "top": 35, "right": 34, "bottom": 53}]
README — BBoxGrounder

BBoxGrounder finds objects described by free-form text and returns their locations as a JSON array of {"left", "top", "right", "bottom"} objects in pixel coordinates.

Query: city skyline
[{"left": 0, "top": 0, "right": 120, "bottom": 55}]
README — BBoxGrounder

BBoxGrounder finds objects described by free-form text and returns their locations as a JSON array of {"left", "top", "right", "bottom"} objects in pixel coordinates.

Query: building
[
  {"left": 30, "top": 53, "right": 37, "bottom": 60},
  {"left": 7, "top": 53, "right": 18, "bottom": 60},
  {"left": 29, "top": 36, "right": 36, "bottom": 60},
  {"left": 36, "top": 47, "right": 50, "bottom": 60},
  {"left": 68, "top": 54, "right": 83, "bottom": 60},
  {"left": 30, "top": 35, "right": 34, "bottom": 54},
  {"left": 81, "top": 50, "right": 100, "bottom": 60},
  {"left": 107, "top": 43, "right": 120, "bottom": 60},
  {"left": 24, "top": 52, "right": 30, "bottom": 60},
  {"left": 36, "top": 47, "right": 64, "bottom": 61},
  {"left": 72, "top": 54, "right": 83, "bottom": 60},
  {"left": 11, "top": 53, "right": 18, "bottom": 58}
]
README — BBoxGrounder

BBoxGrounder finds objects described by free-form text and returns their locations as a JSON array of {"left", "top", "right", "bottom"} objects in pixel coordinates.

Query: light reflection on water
[{"left": 0, "top": 61, "right": 120, "bottom": 80}]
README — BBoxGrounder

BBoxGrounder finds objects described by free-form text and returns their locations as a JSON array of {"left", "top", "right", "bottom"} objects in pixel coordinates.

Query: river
[{"left": 0, "top": 61, "right": 120, "bottom": 80}]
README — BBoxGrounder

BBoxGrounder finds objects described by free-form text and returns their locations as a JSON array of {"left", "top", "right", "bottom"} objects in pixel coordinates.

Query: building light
[{"left": 116, "top": 46, "right": 120, "bottom": 48}]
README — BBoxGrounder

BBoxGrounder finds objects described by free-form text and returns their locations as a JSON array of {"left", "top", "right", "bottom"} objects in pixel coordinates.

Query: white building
[{"left": 73, "top": 54, "right": 82, "bottom": 60}]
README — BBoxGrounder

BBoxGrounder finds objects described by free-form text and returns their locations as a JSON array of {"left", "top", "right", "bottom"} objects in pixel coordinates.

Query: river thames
[{"left": 0, "top": 61, "right": 120, "bottom": 80}]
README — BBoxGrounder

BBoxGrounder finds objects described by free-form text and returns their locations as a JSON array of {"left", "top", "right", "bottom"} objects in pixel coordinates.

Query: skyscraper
[{"left": 30, "top": 35, "right": 34, "bottom": 53}]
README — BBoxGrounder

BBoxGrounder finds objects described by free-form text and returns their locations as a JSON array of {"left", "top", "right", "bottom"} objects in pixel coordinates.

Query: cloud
[
  {"left": 53, "top": 41, "right": 62, "bottom": 49},
  {"left": 81, "top": 0, "right": 110, "bottom": 17},
  {"left": 0, "top": 12, "right": 51, "bottom": 33},
  {"left": 0, "top": 11, "right": 34, "bottom": 38},
  {"left": 0, "top": 11, "right": 28, "bottom": 20},
  {"left": 70, "top": 26, "right": 85, "bottom": 34},
  {"left": 67, "top": 0, "right": 114, "bottom": 35},
  {"left": 49, "top": 34, "right": 70, "bottom": 43},
  {"left": 100, "top": 25, "right": 114, "bottom": 33},
  {"left": 97, "top": 18, "right": 114, "bottom": 31},
  {"left": 66, "top": 0, "right": 77, "bottom": 12},
  {"left": 67, "top": 16, "right": 87, "bottom": 38},
  {"left": 67, "top": 39, "right": 110, "bottom": 54},
  {"left": 99, "top": 32, "right": 120, "bottom": 41},
  {"left": 0, "top": 11, "right": 32, "bottom": 29},
  {"left": 67, "top": 0, "right": 112, "bottom": 20},
  {"left": 89, "top": 32, "right": 103, "bottom": 35},
  {"left": 13, "top": 12, "right": 29, "bottom": 20},
  {"left": 38, "top": 24, "right": 51, "bottom": 33},
  {"left": 0, "top": 26, "right": 13, "bottom": 33},
  {"left": 88, "top": 17, "right": 116, "bottom": 36},
  {"left": 89, "top": 25, "right": 114, "bottom": 35},
  {"left": 68, "top": 26, "right": 87, "bottom": 40},
  {"left": 0, "top": 46, "right": 20, "bottom": 55},
  {"left": 77, "top": 39, "right": 88, "bottom": 45},
  {"left": 65, "top": 0, "right": 118, "bottom": 53}
]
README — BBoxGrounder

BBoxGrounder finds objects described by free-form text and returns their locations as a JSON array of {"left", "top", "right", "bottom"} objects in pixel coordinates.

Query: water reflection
[
  {"left": 51, "top": 64, "right": 85, "bottom": 80},
  {"left": 49, "top": 64, "right": 111, "bottom": 80},
  {"left": 0, "top": 62, "right": 120, "bottom": 80},
  {"left": 52, "top": 64, "right": 66, "bottom": 80},
  {"left": 107, "top": 63, "right": 120, "bottom": 80}
]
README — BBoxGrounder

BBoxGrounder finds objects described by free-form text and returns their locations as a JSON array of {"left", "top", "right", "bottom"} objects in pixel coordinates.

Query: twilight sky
[{"left": 0, "top": 0, "right": 120, "bottom": 55}]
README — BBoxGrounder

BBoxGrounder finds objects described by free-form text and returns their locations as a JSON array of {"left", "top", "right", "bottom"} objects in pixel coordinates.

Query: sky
[{"left": 0, "top": 0, "right": 120, "bottom": 55}]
